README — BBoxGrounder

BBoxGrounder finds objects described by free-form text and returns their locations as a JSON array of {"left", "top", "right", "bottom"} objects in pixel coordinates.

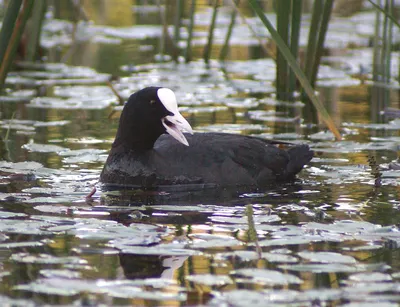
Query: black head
[{"left": 112, "top": 87, "right": 193, "bottom": 151}]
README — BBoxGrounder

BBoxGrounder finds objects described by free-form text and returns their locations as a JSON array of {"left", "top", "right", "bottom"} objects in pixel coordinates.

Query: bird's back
[{"left": 100, "top": 132, "right": 313, "bottom": 188}]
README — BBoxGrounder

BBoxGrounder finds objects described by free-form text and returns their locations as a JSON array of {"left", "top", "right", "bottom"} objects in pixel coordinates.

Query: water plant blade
[
  {"left": 276, "top": 0, "right": 290, "bottom": 100},
  {"left": 367, "top": 0, "right": 400, "bottom": 28},
  {"left": 204, "top": 0, "right": 219, "bottom": 64},
  {"left": 174, "top": 0, "right": 184, "bottom": 44},
  {"left": 0, "top": 0, "right": 23, "bottom": 64},
  {"left": 219, "top": 1, "right": 239, "bottom": 60},
  {"left": 310, "top": 0, "right": 334, "bottom": 87},
  {"left": 185, "top": 0, "right": 196, "bottom": 63},
  {"left": 249, "top": 0, "right": 342, "bottom": 140},
  {"left": 0, "top": 0, "right": 35, "bottom": 90},
  {"left": 288, "top": 0, "right": 302, "bottom": 96},
  {"left": 304, "top": 0, "right": 323, "bottom": 85},
  {"left": 26, "top": 0, "right": 47, "bottom": 61}
]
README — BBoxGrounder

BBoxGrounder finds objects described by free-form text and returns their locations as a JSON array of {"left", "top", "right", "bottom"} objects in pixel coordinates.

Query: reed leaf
[
  {"left": 382, "top": 0, "right": 394, "bottom": 86},
  {"left": 157, "top": 0, "right": 167, "bottom": 60},
  {"left": 373, "top": 0, "right": 381, "bottom": 83},
  {"left": 371, "top": 0, "right": 394, "bottom": 119},
  {"left": 0, "top": 0, "right": 23, "bottom": 66},
  {"left": 26, "top": 0, "right": 47, "bottom": 61},
  {"left": 185, "top": 0, "right": 196, "bottom": 63},
  {"left": 276, "top": 0, "right": 290, "bottom": 100},
  {"left": 67, "top": 0, "right": 89, "bottom": 22},
  {"left": 310, "top": 0, "right": 333, "bottom": 87},
  {"left": 288, "top": 0, "right": 302, "bottom": 97},
  {"left": 229, "top": 0, "right": 273, "bottom": 57},
  {"left": 204, "top": 0, "right": 219, "bottom": 64},
  {"left": 0, "top": 0, "right": 34, "bottom": 91},
  {"left": 246, "top": 204, "right": 261, "bottom": 258},
  {"left": 367, "top": 0, "right": 400, "bottom": 28},
  {"left": 303, "top": 0, "right": 323, "bottom": 85},
  {"left": 4, "top": 111, "right": 15, "bottom": 143},
  {"left": 174, "top": 0, "right": 184, "bottom": 45},
  {"left": 249, "top": 0, "right": 341, "bottom": 140},
  {"left": 219, "top": 0, "right": 239, "bottom": 61}
]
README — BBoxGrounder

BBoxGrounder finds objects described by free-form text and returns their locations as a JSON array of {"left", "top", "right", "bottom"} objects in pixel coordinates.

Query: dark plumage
[{"left": 100, "top": 87, "right": 313, "bottom": 188}]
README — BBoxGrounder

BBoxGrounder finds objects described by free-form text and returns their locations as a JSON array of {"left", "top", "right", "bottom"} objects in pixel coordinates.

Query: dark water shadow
[{"left": 98, "top": 181, "right": 309, "bottom": 207}]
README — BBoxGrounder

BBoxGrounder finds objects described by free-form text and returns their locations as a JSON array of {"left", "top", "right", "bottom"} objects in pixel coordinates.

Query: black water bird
[{"left": 100, "top": 87, "right": 313, "bottom": 188}]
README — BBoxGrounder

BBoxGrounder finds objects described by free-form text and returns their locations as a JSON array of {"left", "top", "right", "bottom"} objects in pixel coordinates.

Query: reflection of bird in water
[
  {"left": 161, "top": 255, "right": 189, "bottom": 279},
  {"left": 118, "top": 254, "right": 188, "bottom": 280}
]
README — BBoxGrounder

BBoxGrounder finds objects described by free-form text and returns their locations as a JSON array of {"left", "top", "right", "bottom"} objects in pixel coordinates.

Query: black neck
[{"left": 112, "top": 105, "right": 165, "bottom": 152}]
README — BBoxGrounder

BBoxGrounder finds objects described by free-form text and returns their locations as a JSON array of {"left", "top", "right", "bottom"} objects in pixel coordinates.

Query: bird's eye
[{"left": 150, "top": 100, "right": 156, "bottom": 104}]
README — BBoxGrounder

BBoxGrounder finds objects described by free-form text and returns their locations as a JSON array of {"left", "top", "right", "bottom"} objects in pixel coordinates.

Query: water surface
[{"left": 0, "top": 2, "right": 399, "bottom": 306}]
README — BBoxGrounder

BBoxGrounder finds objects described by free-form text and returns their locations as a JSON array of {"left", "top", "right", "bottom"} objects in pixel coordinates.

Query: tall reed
[
  {"left": 174, "top": 0, "right": 184, "bottom": 45},
  {"left": 304, "top": 0, "right": 334, "bottom": 88},
  {"left": 0, "top": 0, "right": 23, "bottom": 67},
  {"left": 26, "top": 0, "right": 47, "bottom": 61},
  {"left": 0, "top": 0, "right": 34, "bottom": 91},
  {"left": 301, "top": 0, "right": 333, "bottom": 121},
  {"left": 288, "top": 0, "right": 302, "bottom": 97},
  {"left": 204, "top": 0, "right": 219, "bottom": 64},
  {"left": 371, "top": 0, "right": 395, "bottom": 122},
  {"left": 185, "top": 0, "right": 196, "bottom": 63},
  {"left": 220, "top": 0, "right": 239, "bottom": 61},
  {"left": 276, "top": 0, "right": 291, "bottom": 100},
  {"left": 249, "top": 0, "right": 341, "bottom": 140}
]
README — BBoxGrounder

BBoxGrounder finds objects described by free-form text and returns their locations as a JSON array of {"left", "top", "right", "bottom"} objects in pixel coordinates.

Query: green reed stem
[
  {"left": 68, "top": 0, "right": 89, "bottom": 21},
  {"left": 246, "top": 204, "right": 261, "bottom": 258},
  {"left": 0, "top": 0, "right": 34, "bottom": 91},
  {"left": 310, "top": 0, "right": 333, "bottom": 87},
  {"left": 52, "top": 0, "right": 61, "bottom": 19},
  {"left": 386, "top": 0, "right": 394, "bottom": 83},
  {"left": 367, "top": 0, "right": 400, "bottom": 28},
  {"left": 26, "top": 0, "right": 47, "bottom": 61},
  {"left": 185, "top": 0, "right": 196, "bottom": 63},
  {"left": 371, "top": 0, "right": 383, "bottom": 122},
  {"left": 229, "top": 0, "right": 272, "bottom": 57},
  {"left": 367, "top": 154, "right": 382, "bottom": 187},
  {"left": 204, "top": 0, "right": 219, "bottom": 64},
  {"left": 276, "top": 0, "right": 290, "bottom": 100},
  {"left": 373, "top": 0, "right": 382, "bottom": 83},
  {"left": 4, "top": 111, "right": 15, "bottom": 143},
  {"left": 381, "top": 0, "right": 389, "bottom": 85},
  {"left": 372, "top": 0, "right": 393, "bottom": 113},
  {"left": 301, "top": 0, "right": 332, "bottom": 121},
  {"left": 384, "top": 0, "right": 394, "bottom": 81},
  {"left": 0, "top": 0, "right": 23, "bottom": 66},
  {"left": 303, "top": 0, "right": 323, "bottom": 84},
  {"left": 382, "top": 0, "right": 393, "bottom": 105},
  {"left": 157, "top": 0, "right": 167, "bottom": 60},
  {"left": 219, "top": 0, "right": 239, "bottom": 61},
  {"left": 174, "top": 0, "right": 184, "bottom": 45},
  {"left": 249, "top": 0, "right": 342, "bottom": 140},
  {"left": 288, "top": 0, "right": 302, "bottom": 98}
]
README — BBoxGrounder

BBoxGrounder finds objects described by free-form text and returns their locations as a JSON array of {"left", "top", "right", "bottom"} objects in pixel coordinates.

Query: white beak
[
  {"left": 157, "top": 87, "right": 194, "bottom": 146},
  {"left": 162, "top": 111, "right": 193, "bottom": 146}
]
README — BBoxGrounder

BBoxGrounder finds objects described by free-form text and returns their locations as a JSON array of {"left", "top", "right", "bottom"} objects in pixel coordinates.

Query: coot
[{"left": 100, "top": 87, "right": 313, "bottom": 188}]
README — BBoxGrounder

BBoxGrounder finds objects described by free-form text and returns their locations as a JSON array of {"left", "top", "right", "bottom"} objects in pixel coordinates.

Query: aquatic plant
[
  {"left": 203, "top": 0, "right": 219, "bottom": 64},
  {"left": 0, "top": 0, "right": 34, "bottom": 91},
  {"left": 371, "top": 0, "right": 395, "bottom": 122},
  {"left": 25, "top": 0, "right": 47, "bottom": 61},
  {"left": 249, "top": 0, "right": 341, "bottom": 140}
]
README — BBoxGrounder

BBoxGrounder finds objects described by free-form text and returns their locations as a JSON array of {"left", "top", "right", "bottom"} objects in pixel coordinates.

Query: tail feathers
[{"left": 284, "top": 145, "right": 313, "bottom": 179}]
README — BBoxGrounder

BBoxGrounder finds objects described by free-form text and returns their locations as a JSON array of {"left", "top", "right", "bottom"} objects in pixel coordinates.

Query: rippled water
[{"left": 0, "top": 2, "right": 399, "bottom": 306}]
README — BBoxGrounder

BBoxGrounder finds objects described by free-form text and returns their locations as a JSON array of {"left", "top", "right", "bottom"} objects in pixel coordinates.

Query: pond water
[{"left": 0, "top": 1, "right": 399, "bottom": 306}]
